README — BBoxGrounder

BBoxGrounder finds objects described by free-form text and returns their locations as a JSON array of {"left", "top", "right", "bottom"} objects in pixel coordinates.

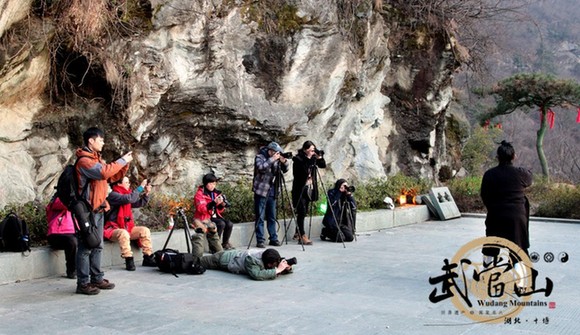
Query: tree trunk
[{"left": 536, "top": 108, "right": 550, "bottom": 179}]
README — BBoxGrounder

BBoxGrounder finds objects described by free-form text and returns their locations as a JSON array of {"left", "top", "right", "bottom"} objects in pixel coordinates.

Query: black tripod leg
[
  {"left": 278, "top": 171, "right": 303, "bottom": 251},
  {"left": 347, "top": 205, "right": 357, "bottom": 242},
  {"left": 181, "top": 212, "right": 193, "bottom": 254},
  {"left": 162, "top": 215, "right": 177, "bottom": 250},
  {"left": 307, "top": 199, "right": 314, "bottom": 239},
  {"left": 335, "top": 201, "right": 347, "bottom": 248},
  {"left": 312, "top": 165, "right": 345, "bottom": 247}
]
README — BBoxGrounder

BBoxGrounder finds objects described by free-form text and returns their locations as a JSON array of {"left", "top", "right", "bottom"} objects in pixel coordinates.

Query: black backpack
[
  {"left": 154, "top": 249, "right": 205, "bottom": 277},
  {"left": 55, "top": 158, "right": 85, "bottom": 210},
  {"left": 0, "top": 212, "right": 31, "bottom": 253},
  {"left": 154, "top": 208, "right": 205, "bottom": 277},
  {"left": 55, "top": 157, "right": 100, "bottom": 249}
]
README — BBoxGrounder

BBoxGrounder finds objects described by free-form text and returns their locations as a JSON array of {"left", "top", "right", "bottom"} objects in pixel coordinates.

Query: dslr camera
[
  {"left": 346, "top": 185, "right": 355, "bottom": 193},
  {"left": 314, "top": 148, "right": 325, "bottom": 156},
  {"left": 218, "top": 194, "right": 231, "bottom": 208},
  {"left": 282, "top": 257, "right": 297, "bottom": 266},
  {"left": 281, "top": 152, "right": 293, "bottom": 159}
]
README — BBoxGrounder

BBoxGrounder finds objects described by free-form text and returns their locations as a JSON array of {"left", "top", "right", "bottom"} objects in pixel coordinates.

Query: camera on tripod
[
  {"left": 282, "top": 257, "right": 297, "bottom": 266},
  {"left": 281, "top": 152, "right": 293, "bottom": 159}
]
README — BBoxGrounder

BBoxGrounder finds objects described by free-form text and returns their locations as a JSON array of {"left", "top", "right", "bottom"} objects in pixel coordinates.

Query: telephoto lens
[{"left": 281, "top": 152, "right": 293, "bottom": 159}]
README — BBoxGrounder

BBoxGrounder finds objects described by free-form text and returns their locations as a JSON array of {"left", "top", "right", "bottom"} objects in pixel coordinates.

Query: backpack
[
  {"left": 0, "top": 212, "right": 31, "bottom": 253},
  {"left": 154, "top": 248, "right": 205, "bottom": 277},
  {"left": 153, "top": 208, "right": 205, "bottom": 277},
  {"left": 55, "top": 157, "right": 100, "bottom": 248},
  {"left": 55, "top": 157, "right": 88, "bottom": 210}
]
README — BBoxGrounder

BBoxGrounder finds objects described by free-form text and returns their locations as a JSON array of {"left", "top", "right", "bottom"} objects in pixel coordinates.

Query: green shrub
[
  {"left": 3, "top": 175, "right": 577, "bottom": 249},
  {"left": 216, "top": 178, "right": 256, "bottom": 223},
  {"left": 447, "top": 176, "right": 485, "bottom": 213},
  {"left": 533, "top": 184, "right": 580, "bottom": 219},
  {"left": 354, "top": 175, "right": 431, "bottom": 210},
  {"left": 138, "top": 192, "right": 195, "bottom": 231}
]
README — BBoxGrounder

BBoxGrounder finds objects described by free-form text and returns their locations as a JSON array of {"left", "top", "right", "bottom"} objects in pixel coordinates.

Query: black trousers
[
  {"left": 47, "top": 234, "right": 78, "bottom": 275},
  {"left": 294, "top": 196, "right": 311, "bottom": 236},
  {"left": 211, "top": 217, "right": 233, "bottom": 245}
]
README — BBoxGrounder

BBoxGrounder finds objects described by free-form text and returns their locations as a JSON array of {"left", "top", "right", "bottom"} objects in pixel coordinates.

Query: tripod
[
  {"left": 283, "top": 164, "right": 346, "bottom": 248},
  {"left": 247, "top": 166, "right": 304, "bottom": 251},
  {"left": 336, "top": 195, "right": 356, "bottom": 243},
  {"left": 162, "top": 207, "right": 194, "bottom": 253}
]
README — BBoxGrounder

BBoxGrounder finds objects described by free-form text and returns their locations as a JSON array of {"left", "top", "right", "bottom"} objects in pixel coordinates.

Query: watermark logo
[{"left": 428, "top": 236, "right": 553, "bottom": 324}]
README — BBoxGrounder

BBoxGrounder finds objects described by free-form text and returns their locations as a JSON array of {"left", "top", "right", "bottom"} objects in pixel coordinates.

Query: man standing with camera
[
  {"left": 75, "top": 127, "right": 131, "bottom": 295},
  {"left": 252, "top": 142, "right": 289, "bottom": 248},
  {"left": 291, "top": 140, "right": 326, "bottom": 245}
]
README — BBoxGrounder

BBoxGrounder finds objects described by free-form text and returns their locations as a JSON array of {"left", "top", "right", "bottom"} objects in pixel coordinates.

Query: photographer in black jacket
[
  {"left": 291, "top": 140, "right": 326, "bottom": 245},
  {"left": 321, "top": 179, "right": 356, "bottom": 242}
]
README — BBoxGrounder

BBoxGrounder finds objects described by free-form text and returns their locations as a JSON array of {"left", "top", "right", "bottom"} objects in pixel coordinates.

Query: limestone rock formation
[{"left": 0, "top": 0, "right": 463, "bottom": 207}]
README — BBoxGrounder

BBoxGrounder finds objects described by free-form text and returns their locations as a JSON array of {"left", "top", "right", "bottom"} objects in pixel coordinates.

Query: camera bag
[
  {"left": 154, "top": 208, "right": 205, "bottom": 277},
  {"left": 154, "top": 248, "right": 205, "bottom": 276},
  {"left": 69, "top": 199, "right": 101, "bottom": 249}
]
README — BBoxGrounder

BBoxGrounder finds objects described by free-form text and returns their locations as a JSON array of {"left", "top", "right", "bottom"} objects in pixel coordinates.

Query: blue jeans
[
  {"left": 76, "top": 212, "right": 104, "bottom": 286},
  {"left": 254, "top": 194, "right": 278, "bottom": 243}
]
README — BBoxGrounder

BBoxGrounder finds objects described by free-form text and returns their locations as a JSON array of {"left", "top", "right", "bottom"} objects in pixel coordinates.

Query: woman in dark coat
[
  {"left": 481, "top": 140, "right": 533, "bottom": 256},
  {"left": 291, "top": 140, "right": 326, "bottom": 245},
  {"left": 321, "top": 179, "right": 356, "bottom": 242}
]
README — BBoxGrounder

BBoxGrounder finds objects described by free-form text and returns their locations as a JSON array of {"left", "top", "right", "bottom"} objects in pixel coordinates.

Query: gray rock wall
[{"left": 0, "top": 0, "right": 461, "bottom": 207}]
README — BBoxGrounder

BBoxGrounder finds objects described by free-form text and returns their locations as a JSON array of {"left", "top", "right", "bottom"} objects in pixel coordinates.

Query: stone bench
[{"left": 0, "top": 206, "right": 430, "bottom": 284}]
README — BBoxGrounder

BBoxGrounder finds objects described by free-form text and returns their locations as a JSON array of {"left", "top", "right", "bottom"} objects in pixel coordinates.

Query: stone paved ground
[{"left": 0, "top": 216, "right": 577, "bottom": 335}]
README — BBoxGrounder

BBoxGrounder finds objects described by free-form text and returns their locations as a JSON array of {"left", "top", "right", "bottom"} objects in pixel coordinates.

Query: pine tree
[{"left": 480, "top": 73, "right": 580, "bottom": 179}]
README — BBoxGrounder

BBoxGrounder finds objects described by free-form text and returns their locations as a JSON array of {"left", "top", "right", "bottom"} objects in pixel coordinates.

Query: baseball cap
[{"left": 267, "top": 142, "right": 283, "bottom": 153}]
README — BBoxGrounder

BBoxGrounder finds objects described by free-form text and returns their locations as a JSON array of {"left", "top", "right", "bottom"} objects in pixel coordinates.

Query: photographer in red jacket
[
  {"left": 193, "top": 173, "right": 233, "bottom": 250},
  {"left": 106, "top": 177, "right": 156, "bottom": 271}
]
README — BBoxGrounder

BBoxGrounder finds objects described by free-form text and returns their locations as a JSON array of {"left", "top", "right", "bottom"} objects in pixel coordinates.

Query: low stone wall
[{"left": 0, "top": 205, "right": 430, "bottom": 284}]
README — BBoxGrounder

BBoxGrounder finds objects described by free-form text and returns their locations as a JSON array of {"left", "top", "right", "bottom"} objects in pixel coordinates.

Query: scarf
[{"left": 112, "top": 184, "right": 134, "bottom": 233}]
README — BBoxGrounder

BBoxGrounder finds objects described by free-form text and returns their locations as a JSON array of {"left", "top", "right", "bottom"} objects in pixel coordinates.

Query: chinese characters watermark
[{"left": 428, "top": 237, "right": 553, "bottom": 323}]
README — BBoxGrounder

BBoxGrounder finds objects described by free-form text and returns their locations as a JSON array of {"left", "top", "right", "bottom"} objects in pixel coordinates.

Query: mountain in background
[{"left": 456, "top": 0, "right": 580, "bottom": 183}]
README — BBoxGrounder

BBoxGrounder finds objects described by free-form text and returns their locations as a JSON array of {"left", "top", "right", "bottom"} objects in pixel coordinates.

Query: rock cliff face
[{"left": 0, "top": 0, "right": 462, "bottom": 207}]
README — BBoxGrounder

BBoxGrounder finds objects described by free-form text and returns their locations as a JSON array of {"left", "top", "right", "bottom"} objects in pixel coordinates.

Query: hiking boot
[
  {"left": 256, "top": 242, "right": 265, "bottom": 248},
  {"left": 269, "top": 240, "right": 281, "bottom": 246},
  {"left": 91, "top": 279, "right": 115, "bottom": 290},
  {"left": 125, "top": 257, "right": 136, "bottom": 271},
  {"left": 76, "top": 283, "right": 100, "bottom": 295},
  {"left": 142, "top": 254, "right": 157, "bottom": 267},
  {"left": 299, "top": 234, "right": 313, "bottom": 245}
]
